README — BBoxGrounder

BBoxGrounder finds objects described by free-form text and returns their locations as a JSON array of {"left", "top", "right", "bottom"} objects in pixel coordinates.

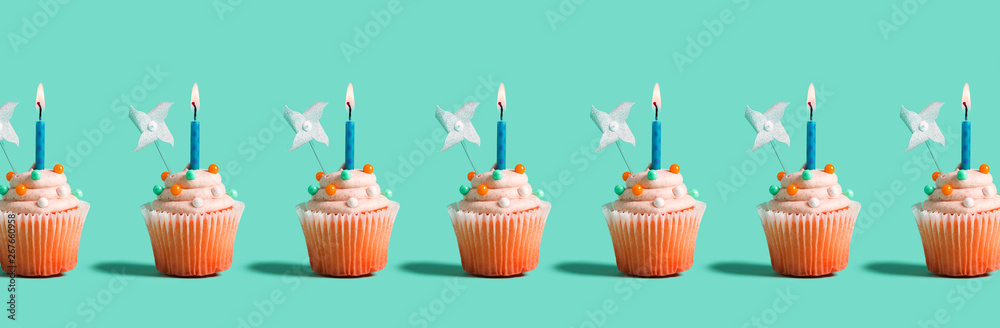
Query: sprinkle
[
  {"left": 459, "top": 185, "right": 471, "bottom": 195},
  {"left": 37, "top": 197, "right": 48, "bottom": 208},
  {"left": 614, "top": 185, "right": 626, "bottom": 195},
  {"left": 316, "top": 172, "right": 325, "bottom": 181},
  {"left": 769, "top": 185, "right": 780, "bottom": 195},
  {"left": 829, "top": 185, "right": 842, "bottom": 197},
  {"left": 844, "top": 189, "right": 854, "bottom": 199},
  {"left": 15, "top": 184, "right": 26, "bottom": 196},
  {"left": 957, "top": 170, "right": 968, "bottom": 180},
  {"left": 653, "top": 197, "right": 665, "bottom": 208},
  {"left": 688, "top": 189, "right": 699, "bottom": 199},
  {"left": 186, "top": 170, "right": 197, "bottom": 180},
  {"left": 981, "top": 164, "right": 991, "bottom": 174},
  {"left": 518, "top": 185, "right": 531, "bottom": 197},
  {"left": 227, "top": 189, "right": 238, "bottom": 198},
  {"left": 672, "top": 185, "right": 687, "bottom": 197},
  {"left": 363, "top": 164, "right": 374, "bottom": 174},
  {"left": 669, "top": 164, "right": 680, "bottom": 174},
  {"left": 382, "top": 190, "right": 393, "bottom": 198},
  {"left": 824, "top": 164, "right": 835, "bottom": 174},
  {"left": 807, "top": 197, "right": 820, "bottom": 208},
  {"left": 212, "top": 186, "right": 225, "bottom": 197},
  {"left": 647, "top": 170, "right": 658, "bottom": 180},
  {"left": 467, "top": 172, "right": 476, "bottom": 181},
  {"left": 984, "top": 185, "right": 996, "bottom": 197},
  {"left": 924, "top": 185, "right": 935, "bottom": 196},
  {"left": 802, "top": 170, "right": 813, "bottom": 180},
  {"left": 622, "top": 172, "right": 631, "bottom": 181},
  {"left": 30, "top": 170, "right": 40, "bottom": 180},
  {"left": 477, "top": 184, "right": 488, "bottom": 195},
  {"left": 153, "top": 185, "right": 164, "bottom": 195},
  {"left": 170, "top": 184, "right": 182, "bottom": 196},
  {"left": 631, "top": 184, "right": 643, "bottom": 196},
  {"left": 777, "top": 172, "right": 785, "bottom": 181},
  {"left": 308, "top": 185, "right": 319, "bottom": 195},
  {"left": 786, "top": 184, "right": 798, "bottom": 196},
  {"left": 492, "top": 170, "right": 503, "bottom": 180},
  {"left": 5, "top": 172, "right": 12, "bottom": 181},
  {"left": 192, "top": 197, "right": 204, "bottom": 208},
  {"left": 347, "top": 197, "right": 359, "bottom": 208},
  {"left": 941, "top": 184, "right": 953, "bottom": 196},
  {"left": 932, "top": 172, "right": 941, "bottom": 181},
  {"left": 515, "top": 164, "right": 525, "bottom": 174},
  {"left": 367, "top": 185, "right": 379, "bottom": 197},
  {"left": 208, "top": 164, "right": 219, "bottom": 174},
  {"left": 498, "top": 197, "right": 510, "bottom": 208},
  {"left": 53, "top": 164, "right": 64, "bottom": 174},
  {"left": 325, "top": 184, "right": 336, "bottom": 195},
  {"left": 0, "top": 185, "right": 7, "bottom": 195},
  {"left": 341, "top": 170, "right": 351, "bottom": 180},
  {"left": 963, "top": 197, "right": 975, "bottom": 208},
  {"left": 72, "top": 189, "right": 83, "bottom": 198},
  {"left": 533, "top": 189, "right": 545, "bottom": 198}
]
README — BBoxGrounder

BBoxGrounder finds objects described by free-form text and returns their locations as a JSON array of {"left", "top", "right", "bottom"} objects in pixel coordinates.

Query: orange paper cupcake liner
[
  {"left": 756, "top": 201, "right": 860, "bottom": 277},
  {"left": 141, "top": 202, "right": 244, "bottom": 277},
  {"left": 296, "top": 201, "right": 399, "bottom": 277},
  {"left": 448, "top": 202, "right": 550, "bottom": 277},
  {"left": 602, "top": 201, "right": 705, "bottom": 277},
  {"left": 912, "top": 204, "right": 1000, "bottom": 277},
  {"left": 1, "top": 202, "right": 90, "bottom": 277}
]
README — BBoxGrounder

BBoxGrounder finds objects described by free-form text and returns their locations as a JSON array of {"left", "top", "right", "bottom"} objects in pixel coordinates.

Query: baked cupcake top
[
  {"left": 922, "top": 168, "right": 1000, "bottom": 214},
  {"left": 0, "top": 168, "right": 81, "bottom": 214},
  {"left": 151, "top": 168, "right": 235, "bottom": 214},
  {"left": 768, "top": 167, "right": 851, "bottom": 214},
  {"left": 458, "top": 167, "right": 543, "bottom": 215},
  {"left": 614, "top": 168, "right": 697, "bottom": 214},
  {"left": 307, "top": 168, "right": 392, "bottom": 214}
]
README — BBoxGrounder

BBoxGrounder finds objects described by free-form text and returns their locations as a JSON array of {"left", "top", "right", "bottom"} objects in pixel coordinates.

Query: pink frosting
[
  {"left": 0, "top": 170, "right": 81, "bottom": 214},
  {"left": 306, "top": 169, "right": 392, "bottom": 214},
  {"left": 151, "top": 169, "right": 236, "bottom": 214},
  {"left": 768, "top": 169, "right": 851, "bottom": 214},
  {"left": 458, "top": 169, "right": 543, "bottom": 214},
  {"left": 922, "top": 169, "right": 1000, "bottom": 214},
  {"left": 613, "top": 169, "right": 697, "bottom": 214}
]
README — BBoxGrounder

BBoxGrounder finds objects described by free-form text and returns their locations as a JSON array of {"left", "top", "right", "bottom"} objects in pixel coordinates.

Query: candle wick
[
  {"left": 498, "top": 103, "right": 504, "bottom": 121},
  {"left": 192, "top": 103, "right": 198, "bottom": 121},
  {"left": 347, "top": 103, "right": 353, "bottom": 121},
  {"left": 36, "top": 102, "right": 42, "bottom": 120},
  {"left": 808, "top": 103, "right": 813, "bottom": 120},
  {"left": 653, "top": 103, "right": 659, "bottom": 120},
  {"left": 964, "top": 103, "right": 968, "bottom": 120}
]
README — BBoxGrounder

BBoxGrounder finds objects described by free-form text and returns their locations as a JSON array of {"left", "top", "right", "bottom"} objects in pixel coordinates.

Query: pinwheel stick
[
  {"left": 925, "top": 142, "right": 942, "bottom": 173},
  {"left": 615, "top": 141, "right": 632, "bottom": 173},
  {"left": 308, "top": 140, "right": 327, "bottom": 172},
  {"left": 770, "top": 141, "right": 787, "bottom": 174},
  {"left": 0, "top": 142, "right": 15, "bottom": 174},
  {"left": 153, "top": 140, "right": 171, "bottom": 173},
  {"left": 460, "top": 140, "right": 477, "bottom": 173}
]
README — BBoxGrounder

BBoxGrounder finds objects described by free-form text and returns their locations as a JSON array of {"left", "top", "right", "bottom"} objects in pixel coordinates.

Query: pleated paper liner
[
  {"left": 1, "top": 202, "right": 90, "bottom": 277},
  {"left": 296, "top": 201, "right": 399, "bottom": 277},
  {"left": 602, "top": 201, "right": 706, "bottom": 277},
  {"left": 756, "top": 201, "right": 860, "bottom": 277},
  {"left": 912, "top": 204, "right": 1000, "bottom": 277},
  {"left": 448, "top": 202, "right": 550, "bottom": 277},
  {"left": 142, "top": 202, "right": 244, "bottom": 277}
]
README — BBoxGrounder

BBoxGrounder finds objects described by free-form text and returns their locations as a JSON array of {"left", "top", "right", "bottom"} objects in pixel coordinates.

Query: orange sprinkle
[
  {"left": 53, "top": 164, "right": 64, "bottom": 174},
  {"left": 325, "top": 184, "right": 336, "bottom": 195},
  {"left": 316, "top": 172, "right": 325, "bottom": 181},
  {"left": 5, "top": 172, "right": 12, "bottom": 181},
  {"left": 824, "top": 164, "right": 835, "bottom": 174},
  {"left": 515, "top": 164, "right": 525, "bottom": 174},
  {"left": 941, "top": 184, "right": 953, "bottom": 196},
  {"left": 477, "top": 184, "right": 488, "bottom": 196},
  {"left": 777, "top": 172, "right": 786, "bottom": 181},
  {"left": 981, "top": 164, "right": 990, "bottom": 174},
  {"left": 622, "top": 172, "right": 631, "bottom": 181},
  {"left": 786, "top": 184, "right": 798, "bottom": 196},
  {"left": 170, "top": 184, "right": 182, "bottom": 196},
  {"left": 631, "top": 184, "right": 643, "bottom": 195},
  {"left": 161, "top": 172, "right": 170, "bottom": 181},
  {"left": 932, "top": 172, "right": 941, "bottom": 181},
  {"left": 15, "top": 184, "right": 26, "bottom": 196},
  {"left": 363, "top": 164, "right": 374, "bottom": 174},
  {"left": 669, "top": 164, "right": 680, "bottom": 174},
  {"left": 208, "top": 164, "right": 220, "bottom": 174},
  {"left": 467, "top": 172, "right": 476, "bottom": 181}
]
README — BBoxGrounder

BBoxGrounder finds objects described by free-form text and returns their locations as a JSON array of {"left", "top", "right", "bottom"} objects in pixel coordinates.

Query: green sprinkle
[
  {"left": 802, "top": 170, "right": 813, "bottom": 180},
  {"left": 923, "top": 184, "right": 934, "bottom": 195},
  {"left": 957, "top": 170, "right": 968, "bottom": 180},
  {"left": 688, "top": 189, "right": 700, "bottom": 199},
  {"left": 30, "top": 170, "right": 40, "bottom": 180},
  {"left": 534, "top": 189, "right": 545, "bottom": 198},
  {"left": 614, "top": 185, "right": 625, "bottom": 195},
  {"left": 72, "top": 189, "right": 83, "bottom": 199},
  {"left": 341, "top": 170, "right": 351, "bottom": 180},
  {"left": 153, "top": 185, "right": 164, "bottom": 195},
  {"left": 382, "top": 190, "right": 393, "bottom": 199},
  {"left": 459, "top": 185, "right": 471, "bottom": 195},
  {"left": 647, "top": 171, "right": 658, "bottom": 180},
  {"left": 186, "top": 170, "right": 197, "bottom": 180},
  {"left": 492, "top": 170, "right": 503, "bottom": 180},
  {"left": 308, "top": 185, "right": 319, "bottom": 195},
  {"left": 844, "top": 189, "right": 854, "bottom": 199},
  {"left": 769, "top": 185, "right": 780, "bottom": 195},
  {"left": 0, "top": 185, "right": 8, "bottom": 195},
  {"left": 227, "top": 189, "right": 238, "bottom": 198}
]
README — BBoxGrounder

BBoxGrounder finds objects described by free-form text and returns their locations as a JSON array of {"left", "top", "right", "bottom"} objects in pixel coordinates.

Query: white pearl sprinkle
[
  {"left": 212, "top": 186, "right": 225, "bottom": 197},
  {"left": 454, "top": 121, "right": 464, "bottom": 132},
  {"left": 147, "top": 121, "right": 158, "bottom": 132},
  {"left": 673, "top": 185, "right": 687, "bottom": 197},
  {"left": 609, "top": 121, "right": 619, "bottom": 132},
  {"left": 192, "top": 197, "right": 204, "bottom": 208},
  {"left": 367, "top": 185, "right": 379, "bottom": 197},
  {"left": 763, "top": 121, "right": 774, "bottom": 132},
  {"left": 828, "top": 185, "right": 842, "bottom": 197},
  {"left": 653, "top": 197, "right": 665, "bottom": 208},
  {"left": 498, "top": 197, "right": 510, "bottom": 208},
  {"left": 807, "top": 197, "right": 820, "bottom": 208},
  {"left": 56, "top": 185, "right": 69, "bottom": 197},
  {"left": 918, "top": 121, "right": 929, "bottom": 132},
  {"left": 36, "top": 197, "right": 48, "bottom": 208},
  {"left": 347, "top": 197, "right": 359, "bottom": 208},
  {"left": 302, "top": 121, "right": 313, "bottom": 132},
  {"left": 963, "top": 197, "right": 975, "bottom": 208},
  {"left": 518, "top": 185, "right": 531, "bottom": 197},
  {"left": 984, "top": 185, "right": 997, "bottom": 197}
]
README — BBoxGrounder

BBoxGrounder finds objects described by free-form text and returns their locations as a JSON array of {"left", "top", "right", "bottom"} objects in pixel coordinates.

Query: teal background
[{"left": 1, "top": 0, "right": 998, "bottom": 327}]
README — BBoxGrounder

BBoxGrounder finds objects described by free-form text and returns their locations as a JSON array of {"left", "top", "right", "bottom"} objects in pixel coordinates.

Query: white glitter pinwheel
[
  {"left": 745, "top": 102, "right": 790, "bottom": 152},
  {"left": 129, "top": 102, "right": 174, "bottom": 152},
  {"left": 436, "top": 102, "right": 480, "bottom": 152},
  {"left": 0, "top": 102, "right": 18, "bottom": 146},
  {"left": 284, "top": 102, "right": 330, "bottom": 152},
  {"left": 590, "top": 102, "right": 635, "bottom": 152},
  {"left": 900, "top": 102, "right": 945, "bottom": 151}
]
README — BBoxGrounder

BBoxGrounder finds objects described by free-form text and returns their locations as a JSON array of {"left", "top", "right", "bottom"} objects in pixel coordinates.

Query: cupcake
[
  {"left": 0, "top": 166, "right": 88, "bottom": 277},
  {"left": 601, "top": 165, "right": 706, "bottom": 277},
  {"left": 141, "top": 165, "right": 243, "bottom": 277},
  {"left": 912, "top": 166, "right": 1000, "bottom": 276},
  {"left": 757, "top": 166, "right": 860, "bottom": 276},
  {"left": 449, "top": 165, "right": 550, "bottom": 277},
  {"left": 296, "top": 165, "right": 398, "bottom": 277}
]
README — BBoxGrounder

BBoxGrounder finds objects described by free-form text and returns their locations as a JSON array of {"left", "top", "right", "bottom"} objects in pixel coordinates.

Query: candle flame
[
  {"left": 35, "top": 83, "right": 45, "bottom": 111},
  {"left": 190, "top": 83, "right": 200, "bottom": 110},
  {"left": 345, "top": 83, "right": 355, "bottom": 110},
  {"left": 497, "top": 83, "right": 506, "bottom": 111},
  {"left": 651, "top": 83, "right": 661, "bottom": 110},
  {"left": 962, "top": 83, "right": 971, "bottom": 110},
  {"left": 806, "top": 83, "right": 816, "bottom": 109}
]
